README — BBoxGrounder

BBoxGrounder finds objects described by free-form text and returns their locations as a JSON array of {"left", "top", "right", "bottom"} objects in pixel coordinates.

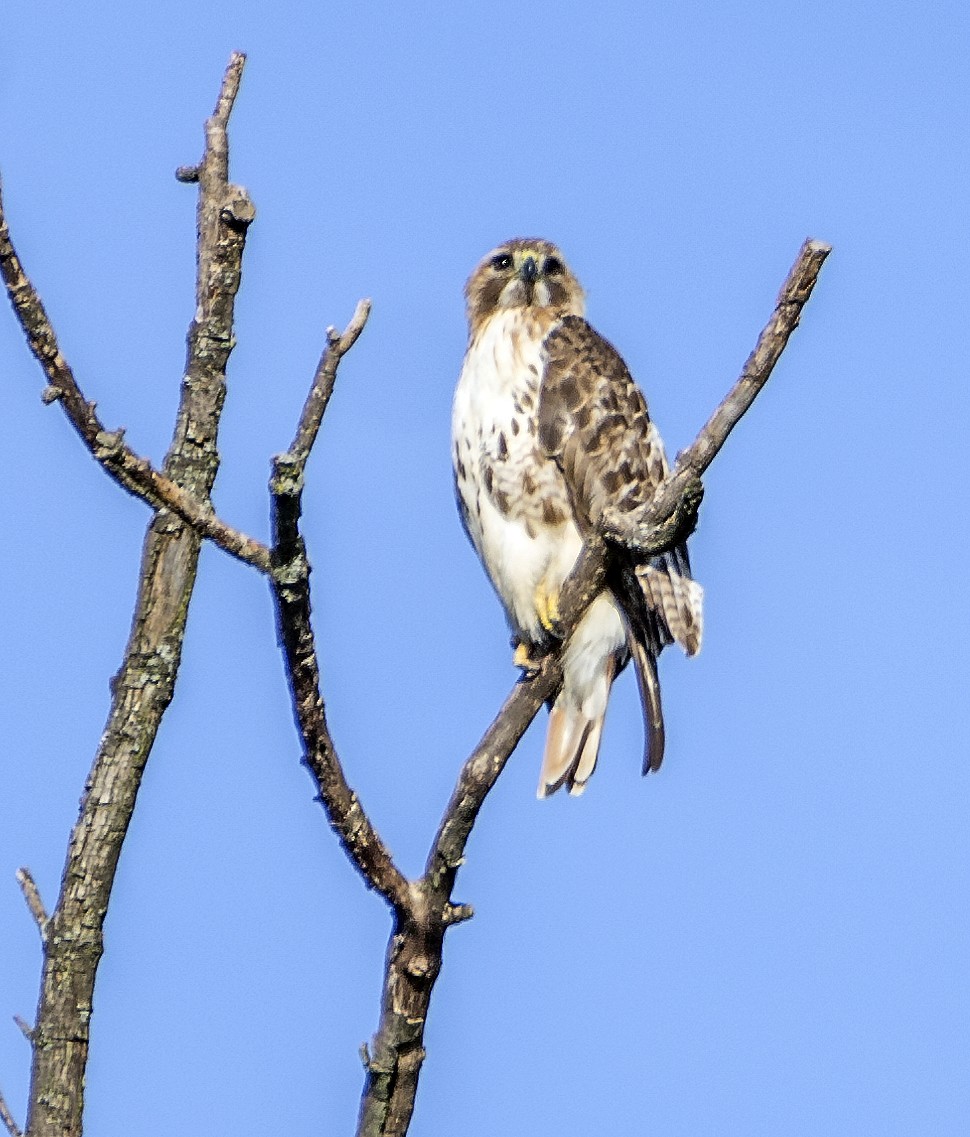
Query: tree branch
[
  {"left": 0, "top": 182, "right": 268, "bottom": 573},
  {"left": 15, "top": 870, "right": 47, "bottom": 940},
  {"left": 5, "top": 53, "right": 253, "bottom": 1137},
  {"left": 0, "top": 1091, "right": 22, "bottom": 1137},
  {"left": 353, "top": 237, "right": 831, "bottom": 1137},
  {"left": 268, "top": 301, "right": 412, "bottom": 917},
  {"left": 4, "top": 42, "right": 829, "bottom": 1137},
  {"left": 290, "top": 302, "right": 371, "bottom": 463},
  {"left": 603, "top": 238, "right": 832, "bottom": 550}
]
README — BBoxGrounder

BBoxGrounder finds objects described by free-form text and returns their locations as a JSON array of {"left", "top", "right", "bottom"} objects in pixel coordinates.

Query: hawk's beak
[{"left": 520, "top": 256, "right": 538, "bottom": 284}]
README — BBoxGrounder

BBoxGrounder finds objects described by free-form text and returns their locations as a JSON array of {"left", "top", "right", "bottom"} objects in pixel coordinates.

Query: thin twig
[
  {"left": 290, "top": 300, "right": 371, "bottom": 464},
  {"left": 0, "top": 1091, "right": 21, "bottom": 1137},
  {"left": 13, "top": 1018, "right": 33, "bottom": 1045},
  {"left": 15, "top": 869, "right": 47, "bottom": 937}
]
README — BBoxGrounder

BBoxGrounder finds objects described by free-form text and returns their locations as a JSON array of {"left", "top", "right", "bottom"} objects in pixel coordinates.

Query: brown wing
[
  {"left": 537, "top": 316, "right": 703, "bottom": 771},
  {"left": 537, "top": 316, "right": 667, "bottom": 532}
]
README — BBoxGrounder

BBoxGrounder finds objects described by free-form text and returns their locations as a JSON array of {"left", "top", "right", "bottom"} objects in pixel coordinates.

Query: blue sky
[{"left": 2, "top": 2, "right": 968, "bottom": 1134}]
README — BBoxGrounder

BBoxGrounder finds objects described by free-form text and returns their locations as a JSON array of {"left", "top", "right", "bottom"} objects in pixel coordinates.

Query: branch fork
[{"left": 0, "top": 45, "right": 830, "bottom": 1137}]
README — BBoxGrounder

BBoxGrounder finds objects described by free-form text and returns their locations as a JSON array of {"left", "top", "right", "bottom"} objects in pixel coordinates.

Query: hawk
[{"left": 452, "top": 238, "right": 703, "bottom": 797}]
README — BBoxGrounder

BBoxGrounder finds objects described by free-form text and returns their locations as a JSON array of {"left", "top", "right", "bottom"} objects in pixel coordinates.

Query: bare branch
[
  {"left": 604, "top": 238, "right": 832, "bottom": 551},
  {"left": 0, "top": 180, "right": 269, "bottom": 573},
  {"left": 269, "top": 303, "right": 412, "bottom": 917},
  {"left": 353, "top": 239, "right": 831, "bottom": 1137},
  {"left": 15, "top": 869, "right": 47, "bottom": 938},
  {"left": 0, "top": 1091, "right": 22, "bottom": 1137},
  {"left": 13, "top": 1018, "right": 33, "bottom": 1045},
  {"left": 290, "top": 300, "right": 371, "bottom": 465},
  {"left": 12, "top": 53, "right": 253, "bottom": 1137}
]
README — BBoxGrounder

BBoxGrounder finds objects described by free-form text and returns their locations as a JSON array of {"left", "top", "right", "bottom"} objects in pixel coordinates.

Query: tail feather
[
  {"left": 567, "top": 712, "right": 606, "bottom": 796},
  {"left": 536, "top": 700, "right": 595, "bottom": 800},
  {"left": 636, "top": 546, "right": 704, "bottom": 656},
  {"left": 627, "top": 629, "right": 665, "bottom": 774},
  {"left": 538, "top": 656, "right": 617, "bottom": 799},
  {"left": 538, "top": 702, "right": 593, "bottom": 798}
]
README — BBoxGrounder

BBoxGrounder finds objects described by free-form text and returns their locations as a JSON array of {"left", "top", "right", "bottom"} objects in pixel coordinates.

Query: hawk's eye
[
  {"left": 491, "top": 253, "right": 513, "bottom": 271},
  {"left": 544, "top": 256, "right": 564, "bottom": 276}
]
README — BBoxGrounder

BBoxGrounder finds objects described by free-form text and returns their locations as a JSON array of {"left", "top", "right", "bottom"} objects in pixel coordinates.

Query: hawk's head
[{"left": 465, "top": 238, "right": 585, "bottom": 334}]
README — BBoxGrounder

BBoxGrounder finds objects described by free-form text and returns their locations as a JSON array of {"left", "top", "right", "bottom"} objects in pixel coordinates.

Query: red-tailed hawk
[{"left": 452, "top": 238, "right": 703, "bottom": 797}]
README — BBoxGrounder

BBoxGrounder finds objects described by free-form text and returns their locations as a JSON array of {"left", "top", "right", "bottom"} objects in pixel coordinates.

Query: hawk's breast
[{"left": 452, "top": 310, "right": 581, "bottom": 642}]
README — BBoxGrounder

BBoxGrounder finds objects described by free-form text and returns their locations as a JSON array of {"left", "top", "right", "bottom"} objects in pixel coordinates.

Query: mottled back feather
[{"left": 538, "top": 315, "right": 703, "bottom": 660}]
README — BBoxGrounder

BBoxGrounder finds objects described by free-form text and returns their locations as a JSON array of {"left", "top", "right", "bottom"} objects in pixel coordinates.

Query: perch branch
[
  {"left": 354, "top": 237, "right": 831, "bottom": 1137},
  {"left": 430, "top": 238, "right": 830, "bottom": 886},
  {"left": 4, "top": 53, "right": 252, "bottom": 1137},
  {"left": 604, "top": 238, "right": 832, "bottom": 550}
]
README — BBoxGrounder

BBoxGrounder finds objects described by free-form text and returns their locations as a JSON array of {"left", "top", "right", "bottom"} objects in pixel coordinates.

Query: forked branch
[
  {"left": 0, "top": 178, "right": 268, "bottom": 572},
  {"left": 2, "top": 40, "right": 829, "bottom": 1137},
  {"left": 2, "top": 53, "right": 253, "bottom": 1137}
]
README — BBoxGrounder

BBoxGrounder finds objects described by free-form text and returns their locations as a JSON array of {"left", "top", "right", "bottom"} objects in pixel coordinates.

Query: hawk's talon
[
  {"left": 513, "top": 641, "right": 545, "bottom": 676},
  {"left": 534, "top": 582, "right": 562, "bottom": 636}
]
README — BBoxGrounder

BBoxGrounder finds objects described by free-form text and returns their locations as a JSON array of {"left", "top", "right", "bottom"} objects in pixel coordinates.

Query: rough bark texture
[
  {"left": 1, "top": 44, "right": 831, "bottom": 1137},
  {"left": 0, "top": 54, "right": 252, "bottom": 1137}
]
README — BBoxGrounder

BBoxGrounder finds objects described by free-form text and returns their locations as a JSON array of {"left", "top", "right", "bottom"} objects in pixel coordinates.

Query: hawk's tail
[
  {"left": 627, "top": 629, "right": 665, "bottom": 774},
  {"left": 622, "top": 542, "right": 703, "bottom": 775},
  {"left": 634, "top": 545, "right": 704, "bottom": 656},
  {"left": 538, "top": 679, "right": 612, "bottom": 798},
  {"left": 537, "top": 549, "right": 703, "bottom": 796},
  {"left": 537, "top": 596, "right": 621, "bottom": 798}
]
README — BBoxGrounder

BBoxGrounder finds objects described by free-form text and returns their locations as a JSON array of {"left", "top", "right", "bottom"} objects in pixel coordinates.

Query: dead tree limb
[
  {"left": 268, "top": 239, "right": 830, "bottom": 1137},
  {"left": 14, "top": 871, "right": 47, "bottom": 942},
  {"left": 2, "top": 38, "right": 830, "bottom": 1137},
  {"left": 268, "top": 303, "right": 416, "bottom": 917},
  {"left": 0, "top": 53, "right": 252, "bottom": 1137},
  {"left": 0, "top": 181, "right": 268, "bottom": 572}
]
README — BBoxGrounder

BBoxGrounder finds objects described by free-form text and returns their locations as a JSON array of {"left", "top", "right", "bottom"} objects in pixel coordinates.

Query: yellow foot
[
  {"left": 513, "top": 640, "right": 545, "bottom": 676},
  {"left": 534, "top": 581, "right": 561, "bottom": 635}
]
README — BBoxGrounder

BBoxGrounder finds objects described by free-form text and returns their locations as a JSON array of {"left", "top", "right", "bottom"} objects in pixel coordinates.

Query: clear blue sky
[{"left": 2, "top": 2, "right": 968, "bottom": 1134}]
